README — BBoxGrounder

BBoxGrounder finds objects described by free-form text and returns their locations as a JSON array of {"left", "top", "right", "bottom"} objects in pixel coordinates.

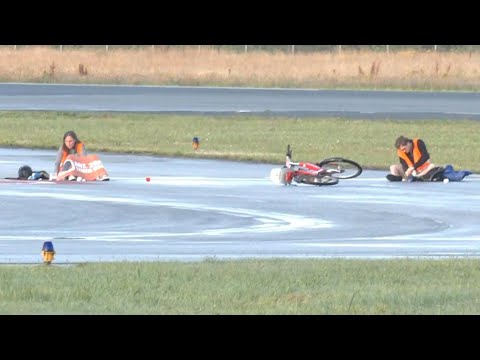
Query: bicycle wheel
[
  {"left": 318, "top": 158, "right": 362, "bottom": 179},
  {"left": 295, "top": 175, "right": 339, "bottom": 186}
]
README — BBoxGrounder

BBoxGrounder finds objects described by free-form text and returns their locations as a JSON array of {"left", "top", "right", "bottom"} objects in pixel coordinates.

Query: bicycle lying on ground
[{"left": 270, "top": 145, "right": 362, "bottom": 186}]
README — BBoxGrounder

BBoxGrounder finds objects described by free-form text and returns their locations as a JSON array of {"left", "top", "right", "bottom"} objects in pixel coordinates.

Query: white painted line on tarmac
[{"left": 0, "top": 189, "right": 333, "bottom": 238}]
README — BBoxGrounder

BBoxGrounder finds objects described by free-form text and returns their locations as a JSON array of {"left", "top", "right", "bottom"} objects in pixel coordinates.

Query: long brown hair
[{"left": 62, "top": 130, "right": 81, "bottom": 152}]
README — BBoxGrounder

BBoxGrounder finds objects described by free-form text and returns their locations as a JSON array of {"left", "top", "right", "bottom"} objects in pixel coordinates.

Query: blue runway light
[{"left": 42, "top": 241, "right": 55, "bottom": 252}]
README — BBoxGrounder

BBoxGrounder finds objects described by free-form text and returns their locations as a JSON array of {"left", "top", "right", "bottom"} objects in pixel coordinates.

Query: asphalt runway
[
  {"left": 1, "top": 148, "right": 479, "bottom": 263},
  {"left": 2, "top": 83, "right": 480, "bottom": 119},
  {"left": 1, "top": 83, "right": 479, "bottom": 263}
]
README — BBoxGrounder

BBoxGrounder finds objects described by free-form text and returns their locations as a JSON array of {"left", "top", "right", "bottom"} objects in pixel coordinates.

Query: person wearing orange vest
[
  {"left": 389, "top": 135, "right": 435, "bottom": 181},
  {"left": 53, "top": 130, "right": 87, "bottom": 177}
]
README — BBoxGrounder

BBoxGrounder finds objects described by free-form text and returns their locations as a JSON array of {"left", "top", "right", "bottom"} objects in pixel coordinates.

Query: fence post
[
  {"left": 60, "top": 45, "right": 63, "bottom": 52},
  {"left": 338, "top": 45, "right": 342, "bottom": 54},
  {"left": 386, "top": 45, "right": 389, "bottom": 53},
  {"left": 245, "top": 45, "right": 248, "bottom": 53},
  {"left": 291, "top": 45, "right": 295, "bottom": 54},
  {"left": 106, "top": 45, "right": 109, "bottom": 52},
  {"left": 434, "top": 45, "right": 437, "bottom": 52}
]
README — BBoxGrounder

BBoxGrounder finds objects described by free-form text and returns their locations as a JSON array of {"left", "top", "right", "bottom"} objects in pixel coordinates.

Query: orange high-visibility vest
[
  {"left": 60, "top": 142, "right": 84, "bottom": 168},
  {"left": 397, "top": 138, "right": 430, "bottom": 172}
]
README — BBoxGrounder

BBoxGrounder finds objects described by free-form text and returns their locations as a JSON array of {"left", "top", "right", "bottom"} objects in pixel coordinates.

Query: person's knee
[
  {"left": 61, "top": 162, "right": 72, "bottom": 171},
  {"left": 390, "top": 164, "right": 404, "bottom": 176}
]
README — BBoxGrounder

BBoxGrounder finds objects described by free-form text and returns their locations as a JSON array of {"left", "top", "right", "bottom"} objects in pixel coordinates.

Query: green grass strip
[{"left": 1, "top": 111, "right": 478, "bottom": 172}]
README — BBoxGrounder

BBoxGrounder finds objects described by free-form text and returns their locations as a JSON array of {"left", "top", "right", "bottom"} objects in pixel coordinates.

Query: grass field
[
  {"left": 0, "top": 111, "right": 478, "bottom": 172},
  {"left": 1, "top": 46, "right": 480, "bottom": 91},
  {"left": 2, "top": 259, "right": 480, "bottom": 314}
]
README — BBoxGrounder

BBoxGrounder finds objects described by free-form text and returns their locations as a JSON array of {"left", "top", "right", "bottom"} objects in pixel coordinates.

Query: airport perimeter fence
[{"left": 3, "top": 45, "right": 480, "bottom": 53}]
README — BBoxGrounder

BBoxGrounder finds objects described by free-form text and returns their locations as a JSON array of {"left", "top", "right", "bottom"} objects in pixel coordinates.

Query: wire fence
[{"left": 4, "top": 45, "right": 480, "bottom": 53}]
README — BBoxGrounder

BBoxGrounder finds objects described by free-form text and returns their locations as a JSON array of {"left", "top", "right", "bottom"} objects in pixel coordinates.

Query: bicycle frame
[
  {"left": 286, "top": 155, "right": 340, "bottom": 178},
  {"left": 270, "top": 144, "right": 362, "bottom": 186},
  {"left": 283, "top": 153, "right": 338, "bottom": 185}
]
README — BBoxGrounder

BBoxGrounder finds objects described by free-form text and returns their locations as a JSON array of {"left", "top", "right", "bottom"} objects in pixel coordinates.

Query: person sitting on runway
[
  {"left": 387, "top": 135, "right": 437, "bottom": 182},
  {"left": 54, "top": 130, "right": 87, "bottom": 179}
]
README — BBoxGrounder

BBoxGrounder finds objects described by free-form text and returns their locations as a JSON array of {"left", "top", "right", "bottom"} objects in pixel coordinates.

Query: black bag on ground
[
  {"left": 419, "top": 166, "right": 445, "bottom": 182},
  {"left": 6, "top": 165, "right": 50, "bottom": 180}
]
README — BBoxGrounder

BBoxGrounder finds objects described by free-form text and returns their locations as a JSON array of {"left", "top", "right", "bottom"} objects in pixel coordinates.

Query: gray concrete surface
[
  {"left": 1, "top": 83, "right": 480, "bottom": 119},
  {"left": 1, "top": 148, "right": 479, "bottom": 263}
]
